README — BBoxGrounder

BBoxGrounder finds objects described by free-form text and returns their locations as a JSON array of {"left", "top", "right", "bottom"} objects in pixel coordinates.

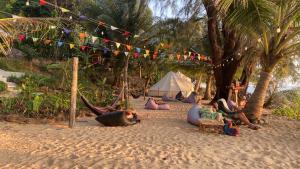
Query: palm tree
[
  {"left": 81, "top": 0, "right": 153, "bottom": 109},
  {"left": 222, "top": 0, "right": 300, "bottom": 121}
]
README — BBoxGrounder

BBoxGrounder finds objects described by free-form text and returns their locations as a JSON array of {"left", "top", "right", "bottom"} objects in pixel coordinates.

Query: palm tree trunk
[
  {"left": 204, "top": 75, "right": 212, "bottom": 100},
  {"left": 244, "top": 71, "right": 272, "bottom": 121}
]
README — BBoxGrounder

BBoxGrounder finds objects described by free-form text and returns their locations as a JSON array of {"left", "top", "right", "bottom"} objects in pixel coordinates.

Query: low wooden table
[{"left": 199, "top": 119, "right": 224, "bottom": 134}]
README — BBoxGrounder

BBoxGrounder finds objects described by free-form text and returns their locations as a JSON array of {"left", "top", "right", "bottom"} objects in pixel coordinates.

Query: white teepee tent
[{"left": 148, "top": 71, "right": 194, "bottom": 98}]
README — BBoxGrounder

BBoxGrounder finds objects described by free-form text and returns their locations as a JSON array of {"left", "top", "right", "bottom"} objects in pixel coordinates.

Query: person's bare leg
[{"left": 237, "top": 112, "right": 260, "bottom": 130}]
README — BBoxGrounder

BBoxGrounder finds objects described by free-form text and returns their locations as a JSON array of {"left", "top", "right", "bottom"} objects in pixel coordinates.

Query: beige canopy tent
[{"left": 148, "top": 71, "right": 194, "bottom": 98}]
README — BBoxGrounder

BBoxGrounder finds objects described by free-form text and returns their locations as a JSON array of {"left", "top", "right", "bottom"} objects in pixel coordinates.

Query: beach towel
[{"left": 187, "top": 104, "right": 201, "bottom": 126}]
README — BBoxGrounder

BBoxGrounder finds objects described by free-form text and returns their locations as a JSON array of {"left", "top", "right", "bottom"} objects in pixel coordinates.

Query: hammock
[{"left": 80, "top": 94, "right": 140, "bottom": 126}]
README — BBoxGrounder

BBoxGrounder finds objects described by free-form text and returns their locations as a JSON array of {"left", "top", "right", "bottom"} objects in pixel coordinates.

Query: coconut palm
[{"left": 222, "top": 0, "right": 300, "bottom": 121}]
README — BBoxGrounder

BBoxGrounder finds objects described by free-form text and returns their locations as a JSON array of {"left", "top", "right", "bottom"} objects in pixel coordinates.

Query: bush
[
  {"left": 273, "top": 90, "right": 300, "bottom": 120},
  {"left": 0, "top": 81, "right": 7, "bottom": 92}
]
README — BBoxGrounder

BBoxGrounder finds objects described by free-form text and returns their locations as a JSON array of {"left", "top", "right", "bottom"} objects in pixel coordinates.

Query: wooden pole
[{"left": 69, "top": 57, "right": 78, "bottom": 128}]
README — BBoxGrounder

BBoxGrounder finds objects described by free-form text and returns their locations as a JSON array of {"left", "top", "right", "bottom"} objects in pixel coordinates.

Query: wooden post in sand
[{"left": 69, "top": 57, "right": 78, "bottom": 128}]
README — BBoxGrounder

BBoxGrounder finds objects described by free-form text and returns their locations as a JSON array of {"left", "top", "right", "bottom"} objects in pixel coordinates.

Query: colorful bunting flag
[
  {"left": 124, "top": 52, "right": 129, "bottom": 56},
  {"left": 160, "top": 43, "right": 164, "bottom": 47},
  {"left": 134, "top": 52, "right": 139, "bottom": 58},
  {"left": 103, "top": 38, "right": 110, "bottom": 43},
  {"left": 79, "top": 33, "right": 87, "bottom": 39},
  {"left": 103, "top": 48, "right": 109, "bottom": 54},
  {"left": 143, "top": 54, "right": 147, "bottom": 58},
  {"left": 49, "top": 25, "right": 56, "bottom": 29},
  {"left": 60, "top": 7, "right": 70, "bottom": 13},
  {"left": 145, "top": 50, "right": 150, "bottom": 55},
  {"left": 176, "top": 54, "right": 181, "bottom": 61},
  {"left": 32, "top": 37, "right": 38, "bottom": 42},
  {"left": 188, "top": 52, "right": 191, "bottom": 56},
  {"left": 79, "top": 15, "right": 88, "bottom": 20},
  {"left": 44, "top": 40, "right": 51, "bottom": 45},
  {"left": 92, "top": 36, "right": 98, "bottom": 43},
  {"left": 191, "top": 53, "right": 195, "bottom": 61},
  {"left": 69, "top": 44, "right": 75, "bottom": 49},
  {"left": 184, "top": 55, "right": 188, "bottom": 60},
  {"left": 126, "top": 45, "right": 132, "bottom": 51},
  {"left": 18, "top": 34, "right": 25, "bottom": 42},
  {"left": 113, "top": 50, "right": 120, "bottom": 56},
  {"left": 57, "top": 41, "right": 64, "bottom": 47},
  {"left": 80, "top": 46, "right": 88, "bottom": 51},
  {"left": 123, "top": 31, "right": 130, "bottom": 37},
  {"left": 63, "top": 28, "right": 71, "bottom": 34},
  {"left": 198, "top": 55, "right": 201, "bottom": 61},
  {"left": 115, "top": 42, "right": 121, "bottom": 49},
  {"left": 111, "top": 26, "right": 118, "bottom": 30},
  {"left": 136, "top": 48, "right": 141, "bottom": 53},
  {"left": 40, "top": 0, "right": 46, "bottom": 5}
]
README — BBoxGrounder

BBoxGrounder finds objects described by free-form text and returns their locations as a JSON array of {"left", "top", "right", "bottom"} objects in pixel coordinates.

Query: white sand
[{"left": 0, "top": 97, "right": 299, "bottom": 169}]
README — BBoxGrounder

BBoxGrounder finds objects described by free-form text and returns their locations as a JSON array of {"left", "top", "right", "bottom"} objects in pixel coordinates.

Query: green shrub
[
  {"left": 273, "top": 91, "right": 300, "bottom": 120},
  {"left": 0, "top": 81, "right": 7, "bottom": 92}
]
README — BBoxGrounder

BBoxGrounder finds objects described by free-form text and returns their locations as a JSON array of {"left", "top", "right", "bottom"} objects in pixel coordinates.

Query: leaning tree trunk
[
  {"left": 203, "top": 75, "right": 212, "bottom": 100},
  {"left": 244, "top": 71, "right": 272, "bottom": 122},
  {"left": 194, "top": 75, "right": 202, "bottom": 93}
]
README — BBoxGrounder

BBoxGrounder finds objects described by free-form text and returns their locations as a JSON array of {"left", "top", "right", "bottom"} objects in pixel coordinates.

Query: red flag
[
  {"left": 18, "top": 34, "right": 26, "bottom": 42},
  {"left": 123, "top": 31, "right": 130, "bottom": 37},
  {"left": 134, "top": 52, "right": 139, "bottom": 58},
  {"left": 40, "top": 0, "right": 46, "bottom": 5},
  {"left": 103, "top": 38, "right": 110, "bottom": 43},
  {"left": 80, "top": 46, "right": 88, "bottom": 51}
]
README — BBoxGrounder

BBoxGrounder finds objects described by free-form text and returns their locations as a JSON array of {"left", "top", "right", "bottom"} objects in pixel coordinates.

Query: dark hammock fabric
[
  {"left": 95, "top": 111, "right": 139, "bottom": 126},
  {"left": 80, "top": 95, "right": 140, "bottom": 126}
]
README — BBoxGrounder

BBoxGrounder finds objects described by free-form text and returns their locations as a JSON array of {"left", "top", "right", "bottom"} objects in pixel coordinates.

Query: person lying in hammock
[{"left": 213, "top": 102, "right": 260, "bottom": 130}]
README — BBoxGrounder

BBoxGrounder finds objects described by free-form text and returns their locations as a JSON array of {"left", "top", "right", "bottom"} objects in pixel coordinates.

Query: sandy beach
[{"left": 0, "top": 97, "right": 299, "bottom": 169}]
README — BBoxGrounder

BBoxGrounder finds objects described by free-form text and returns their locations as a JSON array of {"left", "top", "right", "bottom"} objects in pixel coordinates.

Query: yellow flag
[
  {"left": 145, "top": 50, "right": 150, "bottom": 55},
  {"left": 60, "top": 7, "right": 70, "bottom": 13},
  {"left": 69, "top": 44, "right": 75, "bottom": 49}
]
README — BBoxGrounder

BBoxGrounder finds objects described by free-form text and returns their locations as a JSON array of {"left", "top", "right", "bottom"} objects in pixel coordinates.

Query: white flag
[
  {"left": 115, "top": 42, "right": 121, "bottom": 49},
  {"left": 49, "top": 25, "right": 56, "bottom": 29},
  {"left": 124, "top": 52, "right": 129, "bottom": 56},
  {"left": 184, "top": 55, "right": 188, "bottom": 60},
  {"left": 111, "top": 26, "right": 118, "bottom": 30},
  {"left": 32, "top": 38, "right": 38, "bottom": 42},
  {"left": 92, "top": 36, "right": 98, "bottom": 43}
]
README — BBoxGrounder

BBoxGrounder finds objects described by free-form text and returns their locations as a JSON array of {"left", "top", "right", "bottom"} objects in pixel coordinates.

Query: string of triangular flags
[
  {"left": 27, "top": 0, "right": 138, "bottom": 38},
  {"left": 17, "top": 33, "right": 214, "bottom": 64}
]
